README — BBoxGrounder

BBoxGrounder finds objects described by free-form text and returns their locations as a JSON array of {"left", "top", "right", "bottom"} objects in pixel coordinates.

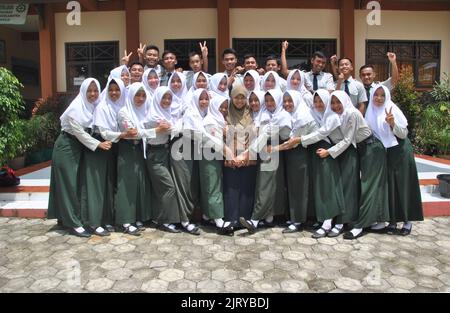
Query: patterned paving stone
[
  {"left": 388, "top": 275, "right": 417, "bottom": 290},
  {"left": 168, "top": 279, "right": 196, "bottom": 293},
  {"left": 280, "top": 279, "right": 309, "bottom": 292},
  {"left": 197, "top": 279, "right": 225, "bottom": 293},
  {"left": 253, "top": 279, "right": 281, "bottom": 293},
  {"left": 334, "top": 277, "right": 363, "bottom": 291},
  {"left": 141, "top": 279, "right": 169, "bottom": 292},
  {"left": 159, "top": 269, "right": 184, "bottom": 282}
]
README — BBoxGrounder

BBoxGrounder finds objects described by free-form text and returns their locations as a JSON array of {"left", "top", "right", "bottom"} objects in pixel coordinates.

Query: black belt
[
  {"left": 92, "top": 132, "right": 105, "bottom": 142},
  {"left": 122, "top": 139, "right": 142, "bottom": 146},
  {"left": 358, "top": 135, "right": 377, "bottom": 148},
  {"left": 148, "top": 143, "right": 169, "bottom": 149}
]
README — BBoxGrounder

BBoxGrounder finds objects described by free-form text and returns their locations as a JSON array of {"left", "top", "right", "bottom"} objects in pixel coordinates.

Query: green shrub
[
  {"left": 0, "top": 67, "right": 26, "bottom": 165},
  {"left": 415, "top": 102, "right": 450, "bottom": 156},
  {"left": 27, "top": 112, "right": 60, "bottom": 152},
  {"left": 431, "top": 73, "right": 450, "bottom": 102}
]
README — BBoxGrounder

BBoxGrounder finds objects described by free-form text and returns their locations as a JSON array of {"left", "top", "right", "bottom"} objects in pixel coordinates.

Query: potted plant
[{"left": 0, "top": 67, "right": 26, "bottom": 167}]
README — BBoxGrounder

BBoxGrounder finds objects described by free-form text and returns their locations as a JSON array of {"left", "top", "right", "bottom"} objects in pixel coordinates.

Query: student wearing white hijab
[
  {"left": 243, "top": 70, "right": 262, "bottom": 93},
  {"left": 261, "top": 71, "right": 283, "bottom": 92},
  {"left": 184, "top": 71, "right": 209, "bottom": 109},
  {"left": 168, "top": 71, "right": 188, "bottom": 120},
  {"left": 115, "top": 82, "right": 164, "bottom": 235},
  {"left": 145, "top": 86, "right": 182, "bottom": 233},
  {"left": 363, "top": 85, "right": 422, "bottom": 237},
  {"left": 183, "top": 89, "right": 232, "bottom": 235},
  {"left": 286, "top": 69, "right": 314, "bottom": 107},
  {"left": 81, "top": 78, "right": 130, "bottom": 236},
  {"left": 297, "top": 90, "right": 345, "bottom": 238},
  {"left": 248, "top": 90, "right": 265, "bottom": 128},
  {"left": 312, "top": 90, "right": 372, "bottom": 238},
  {"left": 48, "top": 78, "right": 111, "bottom": 238},
  {"left": 142, "top": 68, "right": 160, "bottom": 99},
  {"left": 273, "top": 90, "right": 318, "bottom": 233},
  {"left": 109, "top": 65, "right": 131, "bottom": 87},
  {"left": 240, "top": 89, "right": 291, "bottom": 234},
  {"left": 209, "top": 73, "right": 229, "bottom": 98}
]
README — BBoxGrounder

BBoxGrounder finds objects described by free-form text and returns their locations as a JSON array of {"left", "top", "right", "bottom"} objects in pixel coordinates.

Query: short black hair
[
  {"left": 311, "top": 51, "right": 327, "bottom": 60},
  {"left": 188, "top": 51, "right": 202, "bottom": 59},
  {"left": 265, "top": 55, "right": 281, "bottom": 66},
  {"left": 222, "top": 48, "right": 238, "bottom": 59},
  {"left": 162, "top": 50, "right": 176, "bottom": 59},
  {"left": 359, "top": 64, "right": 375, "bottom": 73},
  {"left": 144, "top": 45, "right": 159, "bottom": 54},
  {"left": 129, "top": 61, "right": 144, "bottom": 69},
  {"left": 243, "top": 53, "right": 257, "bottom": 62},
  {"left": 338, "top": 57, "right": 353, "bottom": 65}
]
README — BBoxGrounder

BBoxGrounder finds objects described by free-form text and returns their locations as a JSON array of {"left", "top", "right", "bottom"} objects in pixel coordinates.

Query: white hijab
[
  {"left": 243, "top": 70, "right": 262, "bottom": 92},
  {"left": 142, "top": 68, "right": 160, "bottom": 99},
  {"left": 204, "top": 95, "right": 228, "bottom": 128},
  {"left": 284, "top": 90, "right": 315, "bottom": 133},
  {"left": 109, "top": 65, "right": 130, "bottom": 85},
  {"left": 331, "top": 90, "right": 360, "bottom": 147},
  {"left": 93, "top": 78, "right": 126, "bottom": 131},
  {"left": 261, "top": 71, "right": 281, "bottom": 91},
  {"left": 185, "top": 72, "right": 210, "bottom": 108},
  {"left": 60, "top": 78, "right": 101, "bottom": 128},
  {"left": 311, "top": 89, "right": 341, "bottom": 136},
  {"left": 259, "top": 89, "right": 292, "bottom": 129},
  {"left": 248, "top": 90, "right": 265, "bottom": 128},
  {"left": 168, "top": 71, "right": 187, "bottom": 119},
  {"left": 183, "top": 88, "right": 209, "bottom": 133},
  {"left": 148, "top": 86, "right": 175, "bottom": 126},
  {"left": 209, "top": 73, "right": 229, "bottom": 98},
  {"left": 365, "top": 84, "right": 408, "bottom": 148}
]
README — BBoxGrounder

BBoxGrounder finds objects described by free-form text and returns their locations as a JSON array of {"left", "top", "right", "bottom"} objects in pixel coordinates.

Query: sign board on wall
[{"left": 0, "top": 3, "right": 29, "bottom": 25}]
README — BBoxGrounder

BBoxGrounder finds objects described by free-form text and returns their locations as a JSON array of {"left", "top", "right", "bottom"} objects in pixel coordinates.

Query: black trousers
[{"left": 223, "top": 165, "right": 257, "bottom": 224}]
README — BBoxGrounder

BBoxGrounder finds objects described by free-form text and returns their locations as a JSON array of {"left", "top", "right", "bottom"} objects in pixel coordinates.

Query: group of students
[{"left": 48, "top": 42, "right": 423, "bottom": 240}]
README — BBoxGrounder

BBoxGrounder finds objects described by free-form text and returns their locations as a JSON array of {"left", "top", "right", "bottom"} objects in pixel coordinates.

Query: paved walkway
[{"left": 1, "top": 217, "right": 450, "bottom": 293}]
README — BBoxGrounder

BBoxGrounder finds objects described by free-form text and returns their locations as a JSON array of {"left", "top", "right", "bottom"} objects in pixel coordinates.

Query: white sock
[
  {"left": 334, "top": 224, "right": 344, "bottom": 230},
  {"left": 403, "top": 221, "right": 412, "bottom": 230},
  {"left": 214, "top": 218, "right": 224, "bottom": 228},
  {"left": 288, "top": 224, "right": 298, "bottom": 230},
  {"left": 202, "top": 214, "right": 210, "bottom": 221},
  {"left": 105, "top": 224, "right": 113, "bottom": 228},
  {"left": 181, "top": 221, "right": 189, "bottom": 228},
  {"left": 251, "top": 219, "right": 259, "bottom": 228},
  {"left": 136, "top": 221, "right": 143, "bottom": 227},
  {"left": 74, "top": 227, "right": 85, "bottom": 233},
  {"left": 322, "top": 219, "right": 332, "bottom": 230},
  {"left": 371, "top": 222, "right": 386, "bottom": 230},
  {"left": 286, "top": 220, "right": 292, "bottom": 225},
  {"left": 223, "top": 221, "right": 231, "bottom": 228},
  {"left": 265, "top": 216, "right": 274, "bottom": 223},
  {"left": 123, "top": 223, "right": 131, "bottom": 228},
  {"left": 350, "top": 228, "right": 363, "bottom": 236},
  {"left": 95, "top": 226, "right": 105, "bottom": 233},
  {"left": 128, "top": 225, "right": 137, "bottom": 232},
  {"left": 185, "top": 224, "right": 196, "bottom": 231},
  {"left": 164, "top": 223, "right": 176, "bottom": 230}
]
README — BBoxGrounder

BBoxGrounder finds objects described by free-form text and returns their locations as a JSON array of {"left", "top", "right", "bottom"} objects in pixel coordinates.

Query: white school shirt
[
  {"left": 336, "top": 76, "right": 368, "bottom": 107},
  {"left": 305, "top": 71, "right": 335, "bottom": 91}
]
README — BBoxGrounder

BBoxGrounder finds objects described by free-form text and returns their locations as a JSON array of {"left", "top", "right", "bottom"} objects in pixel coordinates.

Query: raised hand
[
  {"left": 199, "top": 41, "right": 208, "bottom": 57},
  {"left": 330, "top": 54, "right": 338, "bottom": 66},
  {"left": 385, "top": 107, "right": 395, "bottom": 127},
  {"left": 121, "top": 50, "right": 133, "bottom": 65},
  {"left": 281, "top": 40, "right": 289, "bottom": 52},
  {"left": 387, "top": 52, "right": 397, "bottom": 63},
  {"left": 137, "top": 42, "right": 146, "bottom": 58}
]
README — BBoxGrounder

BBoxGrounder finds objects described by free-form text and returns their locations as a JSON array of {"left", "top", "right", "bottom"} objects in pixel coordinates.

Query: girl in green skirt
[
  {"left": 48, "top": 78, "right": 112, "bottom": 237},
  {"left": 365, "top": 85, "right": 423, "bottom": 236},
  {"left": 240, "top": 88, "right": 291, "bottom": 234},
  {"left": 311, "top": 91, "right": 372, "bottom": 238},
  {"left": 82, "top": 78, "right": 132, "bottom": 236},
  {"left": 273, "top": 90, "right": 318, "bottom": 233},
  {"left": 116, "top": 82, "right": 166, "bottom": 235},
  {"left": 146, "top": 86, "right": 183, "bottom": 233}
]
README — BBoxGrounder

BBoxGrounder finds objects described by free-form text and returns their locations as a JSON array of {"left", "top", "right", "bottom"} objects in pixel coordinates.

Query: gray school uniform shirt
[
  {"left": 335, "top": 76, "right": 368, "bottom": 107},
  {"left": 61, "top": 117, "right": 100, "bottom": 151},
  {"left": 304, "top": 71, "right": 335, "bottom": 91},
  {"left": 116, "top": 108, "right": 157, "bottom": 142}
]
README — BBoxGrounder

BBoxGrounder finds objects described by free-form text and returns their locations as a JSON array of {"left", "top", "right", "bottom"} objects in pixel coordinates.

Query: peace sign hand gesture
[
  {"left": 121, "top": 50, "right": 133, "bottom": 65},
  {"left": 385, "top": 107, "right": 395, "bottom": 128},
  {"left": 199, "top": 41, "right": 208, "bottom": 58},
  {"left": 137, "top": 42, "right": 146, "bottom": 58}
]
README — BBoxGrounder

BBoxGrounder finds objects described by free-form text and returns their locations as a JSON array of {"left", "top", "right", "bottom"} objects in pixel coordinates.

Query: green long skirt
[
  {"left": 115, "top": 140, "right": 152, "bottom": 225},
  {"left": 170, "top": 137, "right": 200, "bottom": 222},
  {"left": 199, "top": 159, "right": 224, "bottom": 219},
  {"left": 80, "top": 141, "right": 116, "bottom": 228},
  {"left": 284, "top": 145, "right": 310, "bottom": 223},
  {"left": 47, "top": 132, "right": 84, "bottom": 228},
  {"left": 387, "top": 137, "right": 424, "bottom": 223},
  {"left": 309, "top": 140, "right": 345, "bottom": 222},
  {"left": 146, "top": 146, "right": 181, "bottom": 224},
  {"left": 252, "top": 152, "right": 288, "bottom": 220},
  {"left": 336, "top": 145, "right": 360, "bottom": 225},
  {"left": 354, "top": 138, "right": 390, "bottom": 228}
]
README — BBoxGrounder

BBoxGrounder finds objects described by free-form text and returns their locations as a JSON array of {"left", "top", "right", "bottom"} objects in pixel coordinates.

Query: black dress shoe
[
  {"left": 343, "top": 231, "right": 364, "bottom": 240},
  {"left": 103, "top": 225, "right": 115, "bottom": 233},
  {"left": 399, "top": 227, "right": 411, "bottom": 236},
  {"left": 201, "top": 218, "right": 216, "bottom": 227},
  {"left": 159, "top": 224, "right": 181, "bottom": 233},
  {"left": 386, "top": 225, "right": 398, "bottom": 235},
  {"left": 183, "top": 225, "right": 201, "bottom": 236},
  {"left": 258, "top": 220, "right": 275, "bottom": 228},
  {"left": 69, "top": 228, "right": 91, "bottom": 238},
  {"left": 218, "top": 225, "right": 234, "bottom": 236},
  {"left": 124, "top": 226, "right": 141, "bottom": 236},
  {"left": 94, "top": 228, "right": 111, "bottom": 237},
  {"left": 311, "top": 227, "right": 330, "bottom": 239},
  {"left": 135, "top": 222, "right": 146, "bottom": 231},
  {"left": 327, "top": 226, "right": 345, "bottom": 238},
  {"left": 239, "top": 217, "right": 256, "bottom": 234},
  {"left": 282, "top": 224, "right": 302, "bottom": 233},
  {"left": 365, "top": 227, "right": 387, "bottom": 234}
]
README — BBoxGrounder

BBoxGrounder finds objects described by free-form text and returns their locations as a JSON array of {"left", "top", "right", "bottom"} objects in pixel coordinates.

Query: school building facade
[{"left": 1, "top": 0, "right": 450, "bottom": 103}]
